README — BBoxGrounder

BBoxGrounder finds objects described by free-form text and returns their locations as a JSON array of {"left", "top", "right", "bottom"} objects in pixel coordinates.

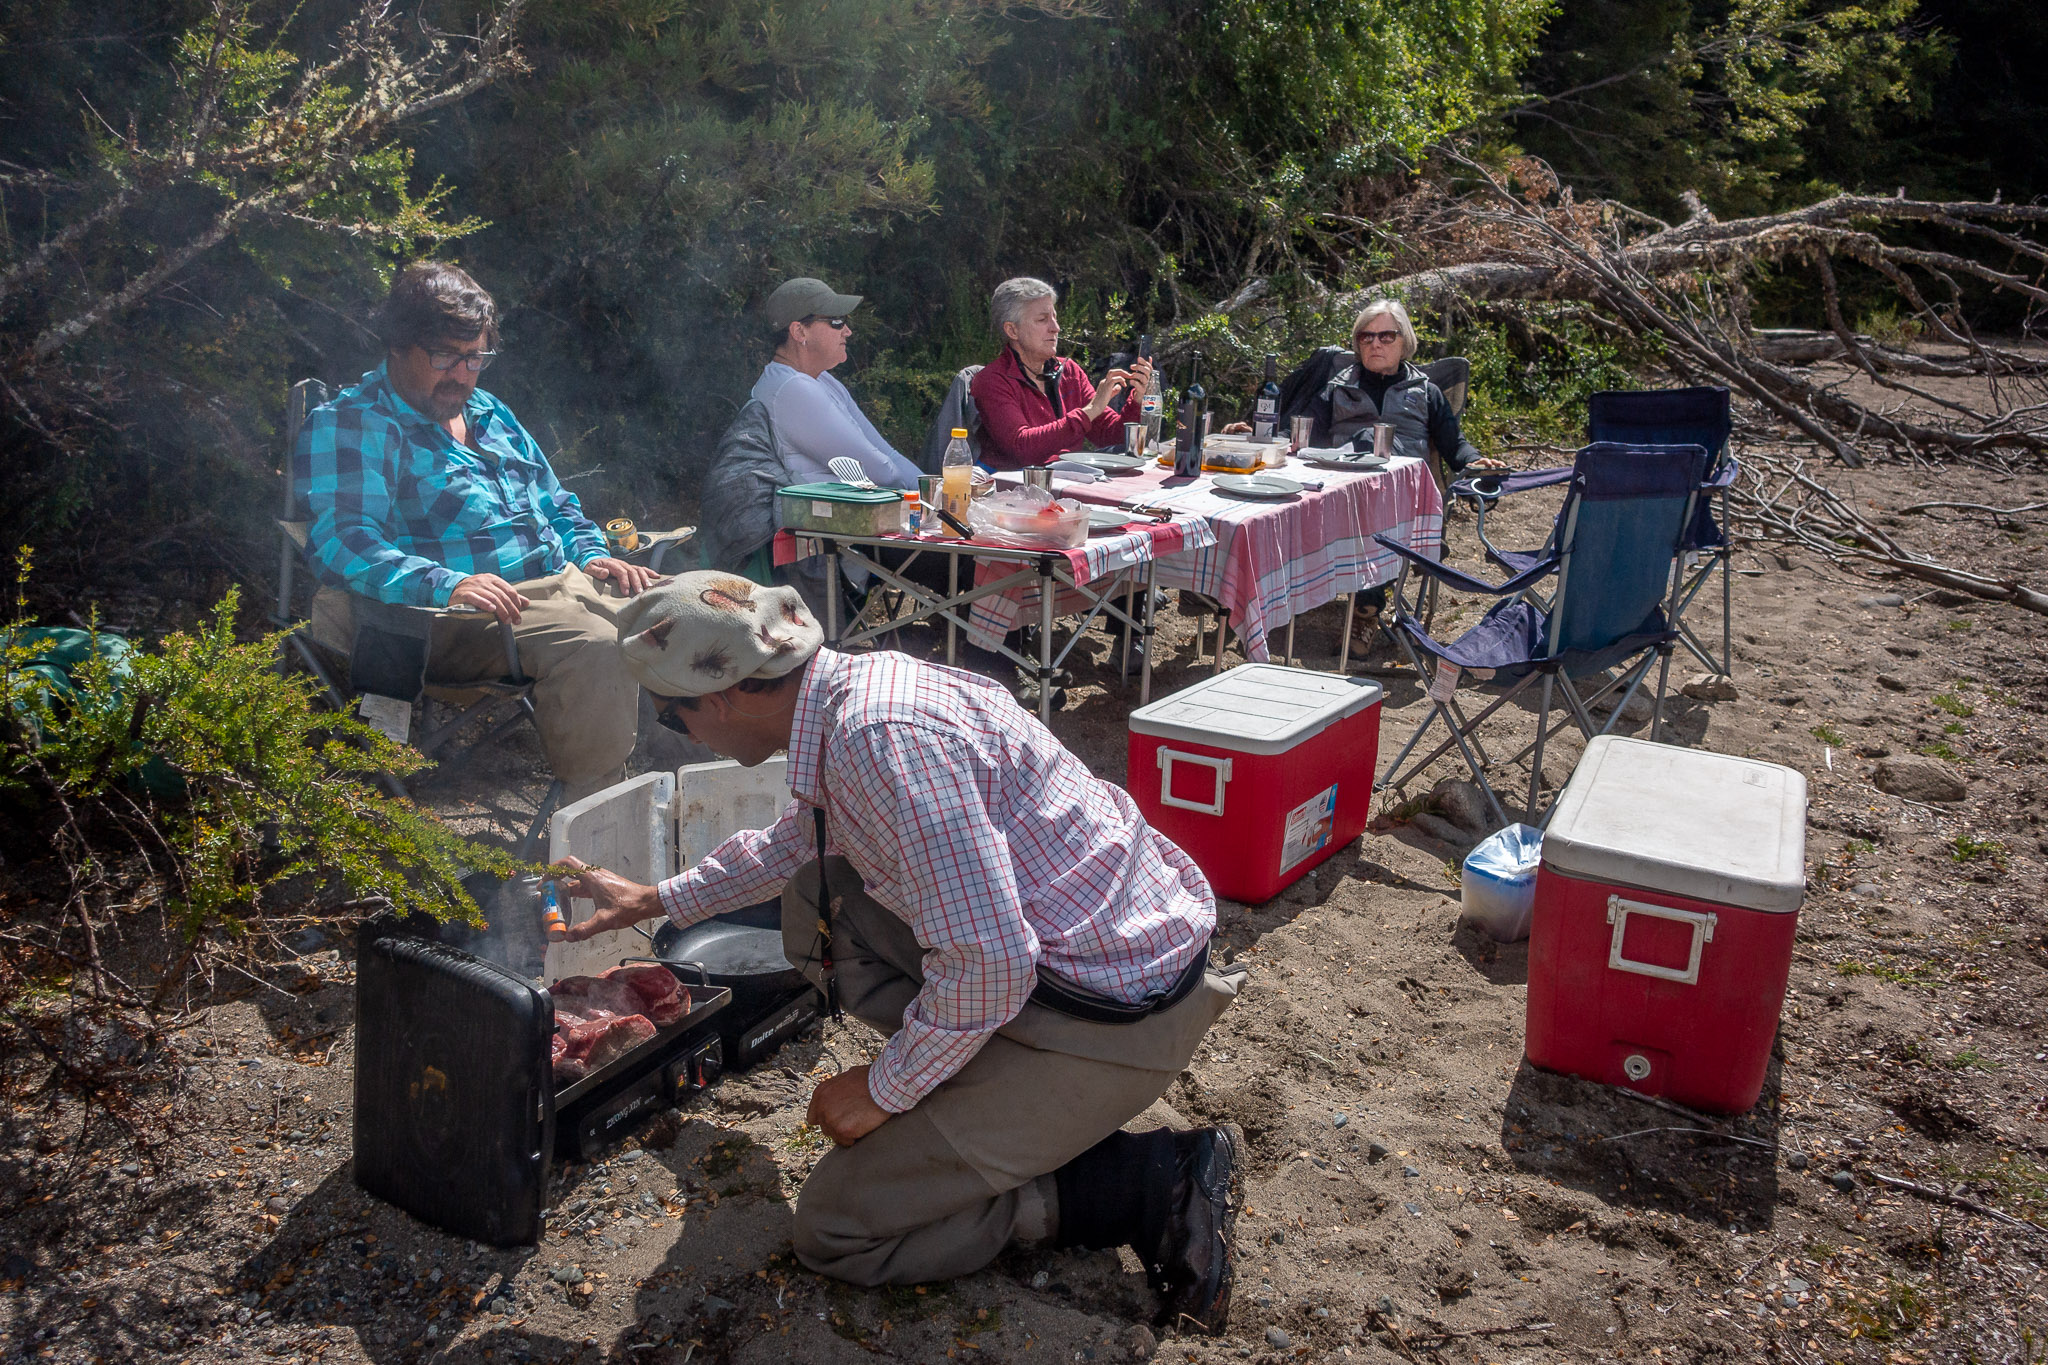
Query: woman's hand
[
  {"left": 1467, "top": 456, "right": 1509, "bottom": 472},
  {"left": 1221, "top": 421, "right": 1252, "bottom": 435},
  {"left": 1084, "top": 369, "right": 1138, "bottom": 419},
  {"left": 552, "top": 855, "right": 663, "bottom": 942}
]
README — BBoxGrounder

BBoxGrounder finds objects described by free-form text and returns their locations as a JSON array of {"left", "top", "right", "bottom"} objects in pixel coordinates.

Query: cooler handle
[
  {"left": 1605, "top": 895, "right": 1716, "bottom": 986},
  {"left": 1156, "top": 748, "right": 1232, "bottom": 816}
]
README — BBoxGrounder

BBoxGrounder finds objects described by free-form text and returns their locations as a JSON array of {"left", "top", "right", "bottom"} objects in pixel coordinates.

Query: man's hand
[
  {"left": 584, "top": 556, "right": 664, "bottom": 597},
  {"left": 552, "top": 855, "right": 663, "bottom": 942},
  {"left": 448, "top": 572, "right": 530, "bottom": 625},
  {"left": 805, "top": 1065, "right": 891, "bottom": 1146},
  {"left": 1467, "top": 456, "right": 1509, "bottom": 472}
]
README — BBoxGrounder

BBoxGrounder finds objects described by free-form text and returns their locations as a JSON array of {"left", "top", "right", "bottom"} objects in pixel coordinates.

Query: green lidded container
[{"left": 776, "top": 482, "right": 907, "bottom": 537}]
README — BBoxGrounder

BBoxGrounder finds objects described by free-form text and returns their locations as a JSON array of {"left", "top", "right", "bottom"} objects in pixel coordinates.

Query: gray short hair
[
  {"left": 991, "top": 277, "right": 1057, "bottom": 336},
  {"left": 1353, "top": 298, "right": 1417, "bottom": 360}
]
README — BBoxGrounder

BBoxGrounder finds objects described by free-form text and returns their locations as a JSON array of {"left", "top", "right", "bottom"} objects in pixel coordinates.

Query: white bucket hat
[{"left": 616, "top": 573, "right": 823, "bottom": 697}]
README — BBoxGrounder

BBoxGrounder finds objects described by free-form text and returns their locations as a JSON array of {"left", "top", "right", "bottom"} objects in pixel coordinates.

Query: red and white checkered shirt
[{"left": 654, "top": 647, "right": 1214, "bottom": 1113}]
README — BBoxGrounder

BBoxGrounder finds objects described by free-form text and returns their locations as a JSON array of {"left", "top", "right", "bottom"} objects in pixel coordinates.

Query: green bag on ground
[{"left": 2, "top": 627, "right": 184, "bottom": 798}]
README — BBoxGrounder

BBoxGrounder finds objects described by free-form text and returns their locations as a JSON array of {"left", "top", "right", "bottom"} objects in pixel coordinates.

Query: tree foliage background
[{"left": 0, "top": 0, "right": 2039, "bottom": 591}]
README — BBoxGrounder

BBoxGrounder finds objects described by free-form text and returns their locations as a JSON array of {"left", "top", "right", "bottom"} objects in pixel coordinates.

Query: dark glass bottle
[
  {"left": 1252, "top": 353, "right": 1281, "bottom": 441},
  {"left": 1175, "top": 353, "right": 1207, "bottom": 477}
]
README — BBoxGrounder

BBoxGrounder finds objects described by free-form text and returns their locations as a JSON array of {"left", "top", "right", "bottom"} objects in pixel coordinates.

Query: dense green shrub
[{"left": 2, "top": 578, "right": 521, "bottom": 939}]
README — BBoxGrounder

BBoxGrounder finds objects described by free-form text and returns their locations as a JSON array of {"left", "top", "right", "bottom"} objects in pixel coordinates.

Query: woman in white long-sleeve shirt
[{"left": 753, "top": 278, "right": 922, "bottom": 490}]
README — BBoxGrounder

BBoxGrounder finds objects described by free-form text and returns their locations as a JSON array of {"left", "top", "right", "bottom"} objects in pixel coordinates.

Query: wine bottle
[
  {"left": 1252, "top": 353, "right": 1281, "bottom": 441},
  {"left": 1175, "top": 353, "right": 1207, "bottom": 477}
]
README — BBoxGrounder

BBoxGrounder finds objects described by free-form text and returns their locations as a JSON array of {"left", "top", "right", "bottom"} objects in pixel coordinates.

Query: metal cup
[
  {"left": 916, "top": 475, "right": 943, "bottom": 532},
  {"left": 1145, "top": 411, "right": 1163, "bottom": 450},
  {"left": 1123, "top": 421, "right": 1146, "bottom": 455},
  {"left": 1021, "top": 466, "right": 1054, "bottom": 492},
  {"left": 1290, "top": 416, "right": 1315, "bottom": 451},
  {"left": 1373, "top": 422, "right": 1394, "bottom": 459}
]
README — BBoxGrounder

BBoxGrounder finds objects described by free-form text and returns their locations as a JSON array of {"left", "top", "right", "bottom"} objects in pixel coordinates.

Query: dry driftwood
[
  {"left": 1727, "top": 449, "right": 2048, "bottom": 615},
  {"left": 1343, "top": 152, "right": 2048, "bottom": 470}
]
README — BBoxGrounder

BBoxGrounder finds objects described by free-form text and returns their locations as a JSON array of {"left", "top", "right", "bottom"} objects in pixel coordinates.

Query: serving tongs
[{"left": 1116, "top": 502, "right": 1176, "bottom": 524}]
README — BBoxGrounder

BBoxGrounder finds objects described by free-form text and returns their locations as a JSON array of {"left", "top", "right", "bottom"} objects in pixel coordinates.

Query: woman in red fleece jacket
[{"left": 970, "top": 277, "right": 1154, "bottom": 470}]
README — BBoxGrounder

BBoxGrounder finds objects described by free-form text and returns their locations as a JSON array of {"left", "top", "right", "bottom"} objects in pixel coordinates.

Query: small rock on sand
[
  {"left": 1871, "top": 755, "right": 1967, "bottom": 803},
  {"left": 1681, "top": 673, "right": 1738, "bottom": 702}
]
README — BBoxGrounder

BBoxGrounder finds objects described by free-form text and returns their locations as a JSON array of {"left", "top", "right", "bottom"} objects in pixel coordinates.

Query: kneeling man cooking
[{"left": 556, "top": 571, "right": 1244, "bottom": 1332}]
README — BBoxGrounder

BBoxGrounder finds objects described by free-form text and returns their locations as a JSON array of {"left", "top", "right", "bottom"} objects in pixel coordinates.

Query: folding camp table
[{"left": 771, "top": 517, "right": 1215, "bottom": 721}]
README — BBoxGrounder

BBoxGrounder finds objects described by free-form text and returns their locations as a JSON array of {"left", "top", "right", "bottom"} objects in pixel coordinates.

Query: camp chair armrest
[
  {"left": 1701, "top": 456, "right": 1739, "bottom": 491},
  {"left": 1371, "top": 533, "right": 1558, "bottom": 598},
  {"left": 1449, "top": 465, "right": 1573, "bottom": 502}
]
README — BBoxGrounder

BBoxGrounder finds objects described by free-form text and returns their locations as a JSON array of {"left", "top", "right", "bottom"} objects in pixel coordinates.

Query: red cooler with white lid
[
  {"left": 1127, "top": 664, "right": 1381, "bottom": 904},
  {"left": 1526, "top": 735, "right": 1807, "bottom": 1114}
]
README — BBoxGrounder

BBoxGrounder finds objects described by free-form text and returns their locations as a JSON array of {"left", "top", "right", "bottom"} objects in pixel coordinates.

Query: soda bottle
[
  {"left": 942, "top": 428, "right": 974, "bottom": 532},
  {"left": 1252, "top": 353, "right": 1281, "bottom": 442}
]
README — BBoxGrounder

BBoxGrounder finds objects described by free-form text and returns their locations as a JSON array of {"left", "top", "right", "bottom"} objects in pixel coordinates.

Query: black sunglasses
[
  {"left": 652, "top": 696, "right": 693, "bottom": 736},
  {"left": 800, "top": 315, "right": 851, "bottom": 330}
]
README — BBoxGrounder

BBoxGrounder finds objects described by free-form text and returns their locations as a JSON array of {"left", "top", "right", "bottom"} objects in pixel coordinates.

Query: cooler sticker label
[
  {"left": 1278, "top": 782, "right": 1339, "bottom": 873},
  {"left": 1429, "top": 662, "right": 1461, "bottom": 703},
  {"left": 812, "top": 501, "right": 833, "bottom": 518}
]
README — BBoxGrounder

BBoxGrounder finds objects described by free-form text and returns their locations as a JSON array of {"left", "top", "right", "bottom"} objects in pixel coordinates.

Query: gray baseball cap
[{"left": 764, "top": 277, "right": 862, "bottom": 330}]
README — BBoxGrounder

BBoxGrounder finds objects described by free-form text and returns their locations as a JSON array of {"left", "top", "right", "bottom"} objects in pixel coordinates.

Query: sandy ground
[{"left": 2, "top": 436, "right": 2045, "bottom": 1365}]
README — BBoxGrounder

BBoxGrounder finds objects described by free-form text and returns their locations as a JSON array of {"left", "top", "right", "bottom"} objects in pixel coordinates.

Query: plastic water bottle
[
  {"left": 1140, "top": 341, "right": 1163, "bottom": 451},
  {"left": 942, "top": 428, "right": 973, "bottom": 531}
]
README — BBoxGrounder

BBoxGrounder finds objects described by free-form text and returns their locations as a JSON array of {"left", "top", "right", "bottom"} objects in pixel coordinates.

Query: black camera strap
[{"left": 811, "top": 804, "right": 842, "bottom": 1021}]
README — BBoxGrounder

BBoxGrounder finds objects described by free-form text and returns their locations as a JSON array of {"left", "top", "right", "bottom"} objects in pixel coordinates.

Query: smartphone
[{"left": 1137, "top": 334, "right": 1153, "bottom": 360}]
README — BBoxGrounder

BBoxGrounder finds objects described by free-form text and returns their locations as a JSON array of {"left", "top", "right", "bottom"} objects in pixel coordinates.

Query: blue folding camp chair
[
  {"left": 1372, "top": 442, "right": 1709, "bottom": 828},
  {"left": 1587, "top": 387, "right": 1736, "bottom": 675}
]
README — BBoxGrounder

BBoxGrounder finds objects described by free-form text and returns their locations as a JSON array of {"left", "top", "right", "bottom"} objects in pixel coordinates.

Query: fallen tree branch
[
  {"left": 1898, "top": 501, "right": 2047, "bottom": 518},
  {"left": 1865, "top": 1172, "right": 2048, "bottom": 1238},
  {"left": 1729, "top": 450, "right": 2048, "bottom": 615}
]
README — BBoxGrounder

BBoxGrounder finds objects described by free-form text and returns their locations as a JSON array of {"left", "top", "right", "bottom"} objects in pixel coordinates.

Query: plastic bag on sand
[
  {"left": 1460, "top": 823, "right": 1543, "bottom": 942},
  {"left": 967, "top": 484, "right": 1088, "bottom": 549}
]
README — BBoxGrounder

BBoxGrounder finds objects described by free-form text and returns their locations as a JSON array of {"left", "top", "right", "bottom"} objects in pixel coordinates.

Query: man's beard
[{"left": 421, "top": 383, "right": 469, "bottom": 421}]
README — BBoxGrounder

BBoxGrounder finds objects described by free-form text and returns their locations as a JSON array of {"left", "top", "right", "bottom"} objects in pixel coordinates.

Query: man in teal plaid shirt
[{"left": 294, "top": 262, "right": 665, "bottom": 801}]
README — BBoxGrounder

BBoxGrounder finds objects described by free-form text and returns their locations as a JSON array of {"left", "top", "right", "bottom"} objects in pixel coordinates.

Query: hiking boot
[{"left": 1144, "top": 1124, "right": 1240, "bottom": 1336}]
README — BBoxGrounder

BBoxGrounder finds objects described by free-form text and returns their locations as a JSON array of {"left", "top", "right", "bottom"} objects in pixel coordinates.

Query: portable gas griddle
[
  {"left": 353, "top": 757, "right": 824, "bottom": 1245},
  {"left": 352, "top": 918, "right": 731, "bottom": 1246}
]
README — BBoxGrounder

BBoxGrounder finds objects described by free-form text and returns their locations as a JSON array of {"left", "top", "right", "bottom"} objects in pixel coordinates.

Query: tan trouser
[
  {"left": 314, "top": 563, "right": 638, "bottom": 802},
  {"left": 779, "top": 858, "right": 1240, "bottom": 1286},
  {"left": 423, "top": 564, "right": 637, "bottom": 801}
]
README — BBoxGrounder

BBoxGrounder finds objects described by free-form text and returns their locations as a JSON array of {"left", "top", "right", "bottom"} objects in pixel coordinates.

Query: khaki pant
[
  {"left": 313, "top": 563, "right": 638, "bottom": 803},
  {"left": 779, "top": 858, "right": 1240, "bottom": 1286}
]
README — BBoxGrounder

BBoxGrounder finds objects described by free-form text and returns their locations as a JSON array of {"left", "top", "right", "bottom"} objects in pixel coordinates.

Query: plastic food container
[
  {"left": 776, "top": 482, "right": 906, "bottom": 536},
  {"left": 1525, "top": 735, "right": 1807, "bottom": 1114},
  {"left": 982, "top": 499, "right": 1088, "bottom": 548},
  {"left": 1198, "top": 440, "right": 1265, "bottom": 473},
  {"left": 1128, "top": 665, "right": 1382, "bottom": 903}
]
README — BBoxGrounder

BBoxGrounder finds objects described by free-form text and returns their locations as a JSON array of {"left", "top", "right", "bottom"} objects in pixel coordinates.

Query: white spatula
[{"left": 827, "top": 457, "right": 878, "bottom": 489}]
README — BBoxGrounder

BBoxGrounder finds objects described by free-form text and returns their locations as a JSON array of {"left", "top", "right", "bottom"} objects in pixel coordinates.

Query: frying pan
[{"left": 633, "top": 899, "right": 808, "bottom": 1006}]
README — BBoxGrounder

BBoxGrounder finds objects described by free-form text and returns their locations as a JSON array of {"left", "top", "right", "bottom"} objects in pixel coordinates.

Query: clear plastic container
[{"left": 1461, "top": 823, "right": 1543, "bottom": 942}]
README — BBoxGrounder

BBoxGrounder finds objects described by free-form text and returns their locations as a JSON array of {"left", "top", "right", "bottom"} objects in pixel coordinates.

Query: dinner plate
[
  {"left": 1085, "top": 505, "right": 1136, "bottom": 533},
  {"left": 1301, "top": 453, "right": 1388, "bottom": 472},
  {"left": 1062, "top": 451, "right": 1149, "bottom": 473},
  {"left": 1212, "top": 473, "right": 1304, "bottom": 499}
]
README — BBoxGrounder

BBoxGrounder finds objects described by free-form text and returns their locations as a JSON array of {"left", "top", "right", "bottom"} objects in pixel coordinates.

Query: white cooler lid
[
  {"left": 1544, "top": 735, "right": 1807, "bottom": 913},
  {"left": 1128, "top": 664, "right": 1382, "bottom": 756}
]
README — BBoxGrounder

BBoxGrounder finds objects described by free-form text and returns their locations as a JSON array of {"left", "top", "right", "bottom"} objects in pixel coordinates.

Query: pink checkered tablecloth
[
  {"left": 960, "top": 515, "right": 1214, "bottom": 647},
  {"left": 772, "top": 515, "right": 1216, "bottom": 649},
  {"left": 1045, "top": 456, "right": 1444, "bottom": 661}
]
